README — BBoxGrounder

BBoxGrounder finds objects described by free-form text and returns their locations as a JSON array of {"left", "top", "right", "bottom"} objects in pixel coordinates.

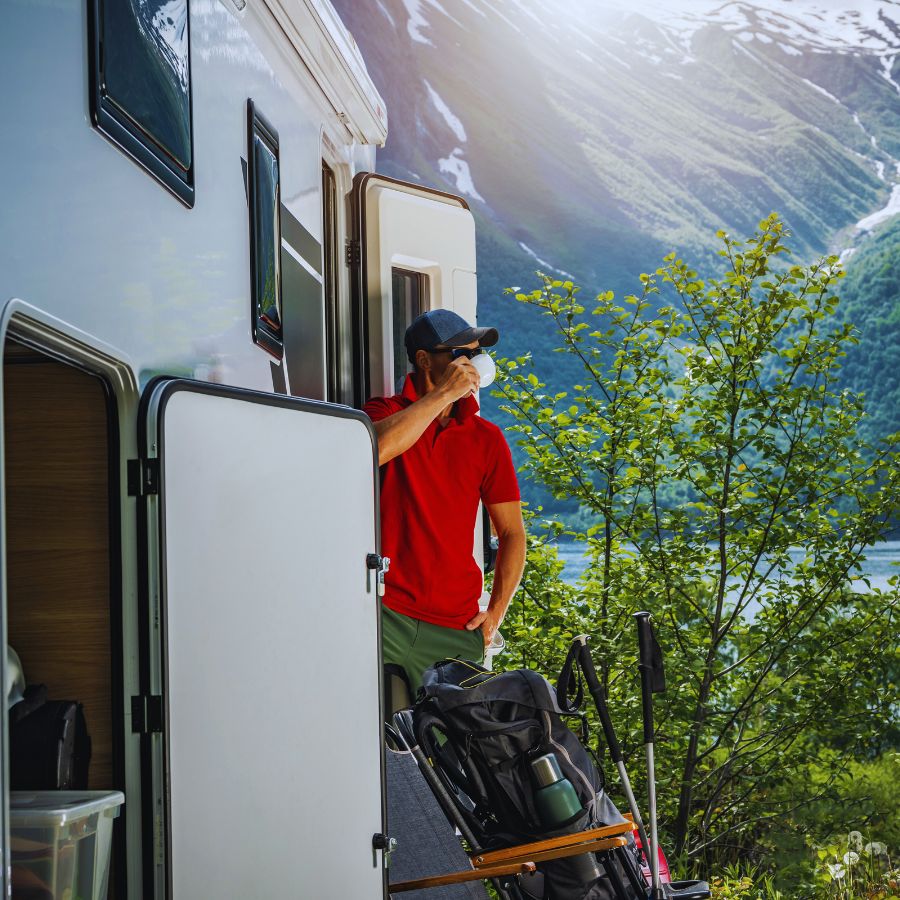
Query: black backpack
[
  {"left": 8, "top": 684, "right": 92, "bottom": 791},
  {"left": 414, "top": 659, "right": 643, "bottom": 900}
]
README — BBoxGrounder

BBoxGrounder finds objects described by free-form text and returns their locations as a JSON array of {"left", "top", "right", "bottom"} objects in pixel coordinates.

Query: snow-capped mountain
[
  {"left": 593, "top": 1, "right": 900, "bottom": 55},
  {"left": 338, "top": 1, "right": 900, "bottom": 266},
  {"left": 333, "top": 0, "right": 900, "bottom": 435}
]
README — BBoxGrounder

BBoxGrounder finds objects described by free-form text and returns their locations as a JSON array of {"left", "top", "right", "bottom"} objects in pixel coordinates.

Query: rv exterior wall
[
  {"left": 2, "top": 0, "right": 392, "bottom": 895},
  {"left": 0, "top": 0, "right": 376, "bottom": 394}
]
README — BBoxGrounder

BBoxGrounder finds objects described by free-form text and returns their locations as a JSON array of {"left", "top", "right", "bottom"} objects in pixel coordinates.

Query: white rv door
[
  {"left": 350, "top": 173, "right": 477, "bottom": 401},
  {"left": 136, "top": 379, "right": 385, "bottom": 900},
  {"left": 350, "top": 174, "right": 489, "bottom": 577}
]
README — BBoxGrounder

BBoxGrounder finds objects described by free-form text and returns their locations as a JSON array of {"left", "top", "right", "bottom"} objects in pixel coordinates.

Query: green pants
[{"left": 382, "top": 605, "right": 485, "bottom": 693}]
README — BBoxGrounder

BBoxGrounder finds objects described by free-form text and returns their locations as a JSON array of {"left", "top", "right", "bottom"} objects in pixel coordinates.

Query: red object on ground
[{"left": 632, "top": 828, "right": 672, "bottom": 884}]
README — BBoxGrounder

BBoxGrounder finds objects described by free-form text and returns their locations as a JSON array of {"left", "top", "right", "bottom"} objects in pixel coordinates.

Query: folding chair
[{"left": 387, "top": 711, "right": 643, "bottom": 900}]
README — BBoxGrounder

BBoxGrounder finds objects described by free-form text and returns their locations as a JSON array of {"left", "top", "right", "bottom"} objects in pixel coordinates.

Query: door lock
[
  {"left": 366, "top": 554, "right": 391, "bottom": 596},
  {"left": 372, "top": 832, "right": 398, "bottom": 868}
]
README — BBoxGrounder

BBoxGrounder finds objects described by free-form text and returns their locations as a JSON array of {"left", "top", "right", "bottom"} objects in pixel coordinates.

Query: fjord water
[{"left": 556, "top": 540, "right": 900, "bottom": 592}]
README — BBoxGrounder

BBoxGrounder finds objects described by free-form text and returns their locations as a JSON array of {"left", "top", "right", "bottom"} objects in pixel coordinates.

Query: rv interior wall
[{"left": 3, "top": 340, "right": 117, "bottom": 792}]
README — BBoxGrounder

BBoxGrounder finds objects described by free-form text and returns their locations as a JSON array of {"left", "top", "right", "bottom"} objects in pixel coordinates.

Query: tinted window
[
  {"left": 391, "top": 269, "right": 427, "bottom": 389},
  {"left": 248, "top": 102, "right": 283, "bottom": 359},
  {"left": 90, "top": 0, "right": 194, "bottom": 204}
]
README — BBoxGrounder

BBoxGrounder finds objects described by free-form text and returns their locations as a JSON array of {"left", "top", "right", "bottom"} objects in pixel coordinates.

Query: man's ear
[{"left": 416, "top": 349, "right": 431, "bottom": 372}]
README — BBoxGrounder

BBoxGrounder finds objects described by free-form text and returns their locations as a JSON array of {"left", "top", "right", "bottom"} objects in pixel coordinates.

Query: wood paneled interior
[{"left": 4, "top": 346, "right": 114, "bottom": 789}]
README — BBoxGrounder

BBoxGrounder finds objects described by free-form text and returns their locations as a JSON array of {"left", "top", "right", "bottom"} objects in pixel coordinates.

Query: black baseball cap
[{"left": 405, "top": 309, "right": 499, "bottom": 363}]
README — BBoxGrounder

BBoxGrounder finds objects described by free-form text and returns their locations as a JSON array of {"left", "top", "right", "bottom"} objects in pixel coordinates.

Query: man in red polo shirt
[{"left": 363, "top": 309, "right": 526, "bottom": 693}]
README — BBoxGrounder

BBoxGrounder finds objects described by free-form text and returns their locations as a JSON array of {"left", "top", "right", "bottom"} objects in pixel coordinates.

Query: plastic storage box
[{"left": 9, "top": 790, "right": 124, "bottom": 900}]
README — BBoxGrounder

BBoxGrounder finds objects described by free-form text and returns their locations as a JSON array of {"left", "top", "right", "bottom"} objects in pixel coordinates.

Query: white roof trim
[{"left": 261, "top": 0, "right": 388, "bottom": 146}]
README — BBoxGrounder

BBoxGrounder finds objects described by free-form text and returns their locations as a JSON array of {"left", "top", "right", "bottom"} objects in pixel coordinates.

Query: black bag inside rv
[
  {"left": 8, "top": 684, "right": 92, "bottom": 790},
  {"left": 414, "top": 659, "right": 643, "bottom": 900}
]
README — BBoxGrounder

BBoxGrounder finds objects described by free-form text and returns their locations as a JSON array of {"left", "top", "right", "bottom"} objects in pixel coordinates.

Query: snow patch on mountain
[
  {"left": 853, "top": 112, "right": 881, "bottom": 151},
  {"left": 456, "top": 0, "right": 487, "bottom": 18},
  {"left": 401, "top": 0, "right": 463, "bottom": 46},
  {"left": 518, "top": 242, "right": 576, "bottom": 280},
  {"left": 801, "top": 77, "right": 841, "bottom": 104},
  {"left": 791, "top": 82, "right": 893, "bottom": 182},
  {"left": 425, "top": 0, "right": 464, "bottom": 29},
  {"left": 589, "top": 1, "right": 900, "bottom": 57},
  {"left": 856, "top": 181, "right": 900, "bottom": 231},
  {"left": 439, "top": 149, "right": 484, "bottom": 201},
  {"left": 402, "top": 0, "right": 433, "bottom": 44},
  {"left": 424, "top": 80, "right": 467, "bottom": 142},
  {"left": 376, "top": 0, "right": 395, "bottom": 27},
  {"left": 879, "top": 54, "right": 900, "bottom": 94},
  {"left": 842, "top": 160, "right": 900, "bottom": 255},
  {"left": 732, "top": 37, "right": 760, "bottom": 62},
  {"left": 475, "top": 0, "right": 522, "bottom": 33}
]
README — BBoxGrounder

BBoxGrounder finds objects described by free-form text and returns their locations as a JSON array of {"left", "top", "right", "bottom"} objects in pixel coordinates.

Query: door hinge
[
  {"left": 128, "top": 458, "right": 160, "bottom": 496},
  {"left": 345, "top": 239, "right": 360, "bottom": 268},
  {"left": 131, "top": 695, "right": 164, "bottom": 734}
]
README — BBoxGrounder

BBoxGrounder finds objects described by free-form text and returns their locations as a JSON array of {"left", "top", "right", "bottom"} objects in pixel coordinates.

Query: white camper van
[{"left": 0, "top": 1, "right": 483, "bottom": 896}]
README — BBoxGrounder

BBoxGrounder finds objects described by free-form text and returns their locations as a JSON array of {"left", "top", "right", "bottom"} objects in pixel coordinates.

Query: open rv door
[
  {"left": 350, "top": 173, "right": 477, "bottom": 404},
  {"left": 135, "top": 380, "right": 385, "bottom": 899},
  {"left": 350, "top": 174, "right": 492, "bottom": 578}
]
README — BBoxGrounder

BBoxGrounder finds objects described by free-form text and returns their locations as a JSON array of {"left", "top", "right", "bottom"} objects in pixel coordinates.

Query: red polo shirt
[{"left": 363, "top": 375, "right": 520, "bottom": 629}]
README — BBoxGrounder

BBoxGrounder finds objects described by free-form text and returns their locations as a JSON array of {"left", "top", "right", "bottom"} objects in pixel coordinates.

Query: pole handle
[
  {"left": 634, "top": 611, "right": 656, "bottom": 666},
  {"left": 634, "top": 612, "right": 657, "bottom": 744}
]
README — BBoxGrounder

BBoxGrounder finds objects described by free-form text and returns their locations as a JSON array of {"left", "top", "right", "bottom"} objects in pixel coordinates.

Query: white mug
[{"left": 471, "top": 352, "right": 496, "bottom": 389}]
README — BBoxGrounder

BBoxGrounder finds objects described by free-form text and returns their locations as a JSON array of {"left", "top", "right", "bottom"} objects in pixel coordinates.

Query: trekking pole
[
  {"left": 572, "top": 635, "right": 652, "bottom": 870},
  {"left": 634, "top": 612, "right": 666, "bottom": 900}
]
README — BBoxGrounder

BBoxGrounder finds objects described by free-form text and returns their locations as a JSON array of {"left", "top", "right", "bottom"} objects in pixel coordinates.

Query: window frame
[
  {"left": 247, "top": 100, "right": 284, "bottom": 361},
  {"left": 322, "top": 161, "right": 340, "bottom": 402},
  {"left": 87, "top": 0, "right": 196, "bottom": 207},
  {"left": 390, "top": 267, "right": 428, "bottom": 387}
]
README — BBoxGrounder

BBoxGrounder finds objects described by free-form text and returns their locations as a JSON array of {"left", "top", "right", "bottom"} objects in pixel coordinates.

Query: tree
[{"left": 493, "top": 215, "right": 900, "bottom": 868}]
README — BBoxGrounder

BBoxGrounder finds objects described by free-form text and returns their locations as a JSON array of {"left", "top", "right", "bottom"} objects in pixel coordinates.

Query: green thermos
[
  {"left": 531, "top": 752, "right": 603, "bottom": 882},
  {"left": 532, "top": 752, "right": 582, "bottom": 825}
]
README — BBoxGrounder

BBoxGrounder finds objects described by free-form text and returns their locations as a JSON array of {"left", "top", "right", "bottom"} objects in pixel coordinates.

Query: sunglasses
[{"left": 432, "top": 347, "right": 483, "bottom": 360}]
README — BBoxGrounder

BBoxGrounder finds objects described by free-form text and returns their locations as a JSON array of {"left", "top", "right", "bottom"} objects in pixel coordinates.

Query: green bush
[{"left": 492, "top": 216, "right": 900, "bottom": 888}]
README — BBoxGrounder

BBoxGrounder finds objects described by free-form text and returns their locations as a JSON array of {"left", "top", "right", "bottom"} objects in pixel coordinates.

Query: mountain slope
[
  {"left": 333, "top": 0, "right": 900, "bottom": 447},
  {"left": 839, "top": 217, "right": 900, "bottom": 441},
  {"left": 337, "top": 0, "right": 900, "bottom": 263}
]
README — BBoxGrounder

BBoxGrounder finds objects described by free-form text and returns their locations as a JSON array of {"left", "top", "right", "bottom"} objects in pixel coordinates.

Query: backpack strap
[
  {"left": 556, "top": 641, "right": 584, "bottom": 714},
  {"left": 557, "top": 641, "right": 593, "bottom": 747}
]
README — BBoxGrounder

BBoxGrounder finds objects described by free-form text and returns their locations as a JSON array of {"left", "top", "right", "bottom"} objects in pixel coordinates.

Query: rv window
[
  {"left": 89, "top": 0, "right": 194, "bottom": 205},
  {"left": 248, "top": 102, "right": 284, "bottom": 359},
  {"left": 323, "top": 162, "right": 340, "bottom": 401},
  {"left": 391, "top": 269, "right": 427, "bottom": 389}
]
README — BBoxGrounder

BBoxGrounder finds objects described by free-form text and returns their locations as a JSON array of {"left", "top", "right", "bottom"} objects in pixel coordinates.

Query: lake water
[{"left": 555, "top": 539, "right": 900, "bottom": 593}]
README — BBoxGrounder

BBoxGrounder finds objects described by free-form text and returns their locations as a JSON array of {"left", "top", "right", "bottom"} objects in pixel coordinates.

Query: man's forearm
[
  {"left": 373, "top": 388, "right": 451, "bottom": 465},
  {"left": 487, "top": 529, "right": 527, "bottom": 624}
]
